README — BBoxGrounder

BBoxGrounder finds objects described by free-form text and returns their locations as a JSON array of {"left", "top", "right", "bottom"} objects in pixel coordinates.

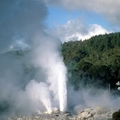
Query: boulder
[{"left": 75, "top": 107, "right": 113, "bottom": 120}]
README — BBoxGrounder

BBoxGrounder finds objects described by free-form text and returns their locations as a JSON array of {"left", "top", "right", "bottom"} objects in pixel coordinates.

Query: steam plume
[
  {"left": 0, "top": 0, "right": 67, "bottom": 117},
  {"left": 31, "top": 33, "right": 67, "bottom": 111}
]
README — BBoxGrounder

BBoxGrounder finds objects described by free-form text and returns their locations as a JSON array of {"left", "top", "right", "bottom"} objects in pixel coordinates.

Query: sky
[
  {"left": 44, "top": 0, "right": 120, "bottom": 42},
  {"left": 0, "top": 0, "right": 120, "bottom": 44}
]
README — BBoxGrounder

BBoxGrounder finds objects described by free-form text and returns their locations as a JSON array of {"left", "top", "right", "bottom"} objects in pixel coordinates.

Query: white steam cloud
[
  {"left": 48, "top": 19, "right": 111, "bottom": 42},
  {"left": 30, "top": 33, "right": 67, "bottom": 112},
  {"left": 26, "top": 80, "right": 53, "bottom": 113},
  {"left": 67, "top": 86, "right": 120, "bottom": 114},
  {"left": 0, "top": 0, "right": 67, "bottom": 118}
]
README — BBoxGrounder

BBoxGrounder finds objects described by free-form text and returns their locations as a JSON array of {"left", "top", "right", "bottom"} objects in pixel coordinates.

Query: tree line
[{"left": 62, "top": 32, "right": 120, "bottom": 90}]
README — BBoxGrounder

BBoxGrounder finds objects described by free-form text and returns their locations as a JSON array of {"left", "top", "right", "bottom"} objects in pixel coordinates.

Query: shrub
[{"left": 112, "top": 110, "right": 120, "bottom": 120}]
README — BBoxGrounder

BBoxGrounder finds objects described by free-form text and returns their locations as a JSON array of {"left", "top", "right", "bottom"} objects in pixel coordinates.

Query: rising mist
[{"left": 0, "top": 0, "right": 67, "bottom": 118}]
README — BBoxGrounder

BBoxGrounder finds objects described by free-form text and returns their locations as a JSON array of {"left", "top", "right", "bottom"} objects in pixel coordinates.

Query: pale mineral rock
[{"left": 5, "top": 107, "right": 113, "bottom": 120}]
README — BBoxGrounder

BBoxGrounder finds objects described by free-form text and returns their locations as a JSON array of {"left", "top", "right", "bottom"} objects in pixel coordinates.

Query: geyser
[
  {"left": 31, "top": 33, "right": 68, "bottom": 113},
  {"left": 0, "top": 0, "right": 68, "bottom": 118},
  {"left": 58, "top": 64, "right": 67, "bottom": 111}
]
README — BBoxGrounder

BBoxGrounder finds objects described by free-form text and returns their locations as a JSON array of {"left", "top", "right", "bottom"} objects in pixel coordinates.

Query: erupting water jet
[{"left": 58, "top": 68, "right": 67, "bottom": 112}]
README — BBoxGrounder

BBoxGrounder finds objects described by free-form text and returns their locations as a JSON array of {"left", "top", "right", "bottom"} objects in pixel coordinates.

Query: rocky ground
[{"left": 5, "top": 107, "right": 113, "bottom": 120}]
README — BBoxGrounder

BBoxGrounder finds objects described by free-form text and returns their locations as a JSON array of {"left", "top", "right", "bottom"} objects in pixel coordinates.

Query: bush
[{"left": 112, "top": 110, "right": 120, "bottom": 120}]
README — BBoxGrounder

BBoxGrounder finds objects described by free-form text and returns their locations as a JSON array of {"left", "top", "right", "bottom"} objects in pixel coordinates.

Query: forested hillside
[{"left": 62, "top": 32, "right": 120, "bottom": 90}]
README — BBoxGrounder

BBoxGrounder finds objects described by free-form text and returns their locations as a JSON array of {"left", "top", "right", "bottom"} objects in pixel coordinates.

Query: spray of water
[
  {"left": 26, "top": 80, "right": 53, "bottom": 113},
  {"left": 58, "top": 63, "right": 67, "bottom": 111},
  {"left": 30, "top": 33, "right": 68, "bottom": 112}
]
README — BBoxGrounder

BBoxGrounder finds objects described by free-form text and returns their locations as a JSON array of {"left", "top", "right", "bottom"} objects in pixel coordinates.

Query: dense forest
[{"left": 62, "top": 32, "right": 120, "bottom": 90}]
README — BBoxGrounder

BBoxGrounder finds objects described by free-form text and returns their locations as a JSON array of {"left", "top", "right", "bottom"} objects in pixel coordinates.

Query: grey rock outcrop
[
  {"left": 5, "top": 107, "right": 113, "bottom": 120},
  {"left": 74, "top": 107, "right": 113, "bottom": 120}
]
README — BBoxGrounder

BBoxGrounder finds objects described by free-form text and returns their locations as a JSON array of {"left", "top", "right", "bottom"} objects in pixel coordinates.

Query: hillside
[{"left": 62, "top": 32, "right": 120, "bottom": 90}]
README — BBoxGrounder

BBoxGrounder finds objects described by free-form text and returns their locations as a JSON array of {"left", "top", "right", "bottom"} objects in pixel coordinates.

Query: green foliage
[
  {"left": 62, "top": 32, "right": 120, "bottom": 89},
  {"left": 112, "top": 110, "right": 120, "bottom": 120}
]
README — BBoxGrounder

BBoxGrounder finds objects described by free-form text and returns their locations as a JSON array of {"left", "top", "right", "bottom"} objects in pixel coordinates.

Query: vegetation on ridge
[{"left": 62, "top": 32, "right": 120, "bottom": 90}]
